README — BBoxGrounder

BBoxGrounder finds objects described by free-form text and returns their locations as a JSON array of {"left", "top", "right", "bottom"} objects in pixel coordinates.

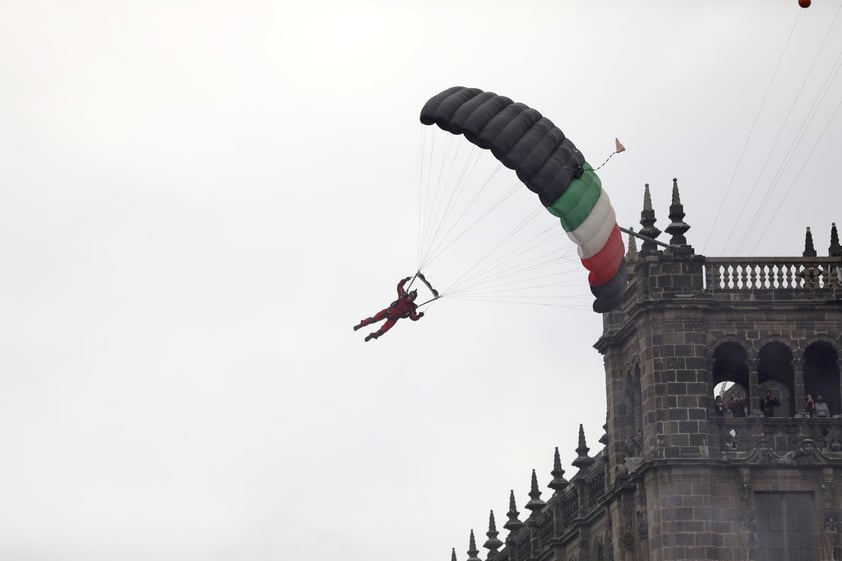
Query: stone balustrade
[{"left": 704, "top": 257, "right": 842, "bottom": 292}]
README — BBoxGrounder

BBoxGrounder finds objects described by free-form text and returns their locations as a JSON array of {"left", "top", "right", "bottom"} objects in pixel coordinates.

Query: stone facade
[
  {"left": 594, "top": 246, "right": 842, "bottom": 561},
  {"left": 453, "top": 187, "right": 842, "bottom": 561}
]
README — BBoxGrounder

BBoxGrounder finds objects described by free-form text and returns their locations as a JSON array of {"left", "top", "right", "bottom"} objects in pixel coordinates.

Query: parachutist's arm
[
  {"left": 410, "top": 309, "right": 424, "bottom": 321},
  {"left": 397, "top": 277, "right": 410, "bottom": 297}
]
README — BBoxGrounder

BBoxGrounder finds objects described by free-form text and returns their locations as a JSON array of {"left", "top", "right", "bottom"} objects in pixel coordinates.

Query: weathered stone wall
[
  {"left": 485, "top": 248, "right": 842, "bottom": 561},
  {"left": 595, "top": 250, "right": 842, "bottom": 560}
]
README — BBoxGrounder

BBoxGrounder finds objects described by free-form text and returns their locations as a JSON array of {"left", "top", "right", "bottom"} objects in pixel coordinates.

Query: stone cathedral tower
[{"left": 451, "top": 181, "right": 842, "bottom": 561}]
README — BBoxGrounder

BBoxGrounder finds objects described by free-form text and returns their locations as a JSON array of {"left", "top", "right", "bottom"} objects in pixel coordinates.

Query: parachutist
[{"left": 354, "top": 277, "right": 425, "bottom": 342}]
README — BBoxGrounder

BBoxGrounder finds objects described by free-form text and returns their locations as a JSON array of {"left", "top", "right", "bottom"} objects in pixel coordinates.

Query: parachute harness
[{"left": 406, "top": 270, "right": 441, "bottom": 309}]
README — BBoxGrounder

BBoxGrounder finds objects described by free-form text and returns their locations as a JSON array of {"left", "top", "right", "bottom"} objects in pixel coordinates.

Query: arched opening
[
  {"left": 713, "top": 342, "right": 750, "bottom": 416},
  {"left": 757, "top": 342, "right": 795, "bottom": 417},
  {"left": 804, "top": 342, "right": 840, "bottom": 416}
]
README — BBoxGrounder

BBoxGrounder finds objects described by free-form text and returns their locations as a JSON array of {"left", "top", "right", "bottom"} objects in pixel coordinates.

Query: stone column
[
  {"left": 793, "top": 357, "right": 806, "bottom": 416},
  {"left": 749, "top": 353, "right": 760, "bottom": 417}
]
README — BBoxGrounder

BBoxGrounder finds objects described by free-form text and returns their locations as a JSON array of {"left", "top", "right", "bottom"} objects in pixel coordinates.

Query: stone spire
[
  {"left": 548, "top": 447, "right": 569, "bottom": 493},
  {"left": 829, "top": 223, "right": 841, "bottom": 257},
  {"left": 665, "top": 178, "right": 692, "bottom": 251},
  {"left": 503, "top": 489, "right": 524, "bottom": 532},
  {"left": 572, "top": 424, "right": 595, "bottom": 469},
  {"left": 483, "top": 511, "right": 503, "bottom": 555},
  {"left": 467, "top": 530, "right": 481, "bottom": 561},
  {"left": 639, "top": 184, "right": 662, "bottom": 255},
  {"left": 803, "top": 226, "right": 817, "bottom": 257},
  {"left": 525, "top": 469, "right": 546, "bottom": 516},
  {"left": 626, "top": 227, "right": 638, "bottom": 261},
  {"left": 451, "top": 547, "right": 457, "bottom": 561}
]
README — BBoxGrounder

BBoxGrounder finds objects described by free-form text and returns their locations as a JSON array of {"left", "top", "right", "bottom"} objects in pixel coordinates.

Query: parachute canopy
[{"left": 419, "top": 86, "right": 627, "bottom": 313}]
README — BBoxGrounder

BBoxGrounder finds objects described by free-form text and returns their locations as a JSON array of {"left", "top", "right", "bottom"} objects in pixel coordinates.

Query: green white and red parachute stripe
[{"left": 420, "top": 86, "right": 627, "bottom": 313}]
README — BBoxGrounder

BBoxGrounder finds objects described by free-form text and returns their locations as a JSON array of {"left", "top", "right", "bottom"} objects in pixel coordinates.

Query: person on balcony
[
  {"left": 805, "top": 394, "right": 816, "bottom": 417},
  {"left": 761, "top": 391, "right": 781, "bottom": 417},
  {"left": 728, "top": 393, "right": 748, "bottom": 417},
  {"left": 815, "top": 395, "right": 831, "bottom": 418},
  {"left": 714, "top": 395, "right": 726, "bottom": 417}
]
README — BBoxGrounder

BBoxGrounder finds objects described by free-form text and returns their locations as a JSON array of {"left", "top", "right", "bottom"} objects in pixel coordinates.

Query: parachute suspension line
[
  {"left": 416, "top": 294, "right": 442, "bottom": 309},
  {"left": 736, "top": 3, "right": 842, "bottom": 255},
  {"left": 448, "top": 228, "right": 580, "bottom": 296},
  {"left": 417, "top": 128, "right": 499, "bottom": 270},
  {"left": 449, "top": 270, "right": 584, "bottom": 302},
  {"left": 442, "top": 207, "right": 539, "bottom": 295},
  {"left": 416, "top": 124, "right": 433, "bottom": 267},
  {"left": 456, "top": 225, "right": 563, "bottom": 284},
  {"left": 417, "top": 126, "right": 430, "bottom": 268},
  {"left": 418, "top": 126, "right": 437, "bottom": 268},
  {"left": 417, "top": 86, "right": 632, "bottom": 312},
  {"left": 443, "top": 212, "right": 585, "bottom": 300},
  {"left": 450, "top": 276, "right": 570, "bottom": 302},
  {"left": 446, "top": 282, "right": 586, "bottom": 302},
  {"left": 418, "top": 145, "right": 484, "bottom": 268},
  {"left": 443, "top": 207, "right": 544, "bottom": 295},
  {"left": 420, "top": 138, "right": 459, "bottom": 262},
  {"left": 701, "top": 10, "right": 801, "bottom": 254},
  {"left": 420, "top": 177, "right": 518, "bottom": 270},
  {"left": 413, "top": 128, "right": 586, "bottom": 309},
  {"left": 413, "top": 127, "right": 583, "bottom": 306},
  {"left": 453, "top": 253, "right": 582, "bottom": 297},
  {"left": 441, "top": 293, "right": 592, "bottom": 310},
  {"left": 448, "top": 252, "right": 583, "bottom": 301},
  {"left": 418, "top": 132, "right": 455, "bottom": 269},
  {"left": 428, "top": 137, "right": 469, "bottom": 243},
  {"left": 419, "top": 159, "right": 503, "bottom": 269}
]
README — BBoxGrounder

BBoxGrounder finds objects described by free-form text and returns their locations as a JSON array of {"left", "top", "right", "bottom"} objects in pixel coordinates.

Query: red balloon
[{"left": 799, "top": 0, "right": 811, "bottom": 7}]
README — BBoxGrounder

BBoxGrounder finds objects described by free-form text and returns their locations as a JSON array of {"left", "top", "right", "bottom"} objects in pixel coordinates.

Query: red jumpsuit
[{"left": 355, "top": 278, "right": 423, "bottom": 341}]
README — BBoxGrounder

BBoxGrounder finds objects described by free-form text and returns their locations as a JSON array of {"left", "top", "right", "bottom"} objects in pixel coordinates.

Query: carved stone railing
[
  {"left": 714, "top": 416, "right": 842, "bottom": 455},
  {"left": 586, "top": 467, "right": 607, "bottom": 507},
  {"left": 704, "top": 257, "right": 842, "bottom": 292},
  {"left": 561, "top": 488, "right": 579, "bottom": 521}
]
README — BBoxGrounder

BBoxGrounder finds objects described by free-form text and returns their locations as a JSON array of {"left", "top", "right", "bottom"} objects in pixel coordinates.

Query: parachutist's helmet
[{"left": 408, "top": 289, "right": 418, "bottom": 300}]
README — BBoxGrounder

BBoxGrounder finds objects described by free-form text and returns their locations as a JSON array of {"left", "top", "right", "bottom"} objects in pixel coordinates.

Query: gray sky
[{"left": 2, "top": 1, "right": 841, "bottom": 560}]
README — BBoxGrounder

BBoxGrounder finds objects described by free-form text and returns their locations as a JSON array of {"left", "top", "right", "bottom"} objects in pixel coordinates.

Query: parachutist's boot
[
  {"left": 354, "top": 318, "right": 372, "bottom": 331},
  {"left": 365, "top": 332, "right": 379, "bottom": 342}
]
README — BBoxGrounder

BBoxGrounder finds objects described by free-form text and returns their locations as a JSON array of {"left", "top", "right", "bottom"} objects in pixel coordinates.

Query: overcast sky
[{"left": 2, "top": 1, "right": 842, "bottom": 560}]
